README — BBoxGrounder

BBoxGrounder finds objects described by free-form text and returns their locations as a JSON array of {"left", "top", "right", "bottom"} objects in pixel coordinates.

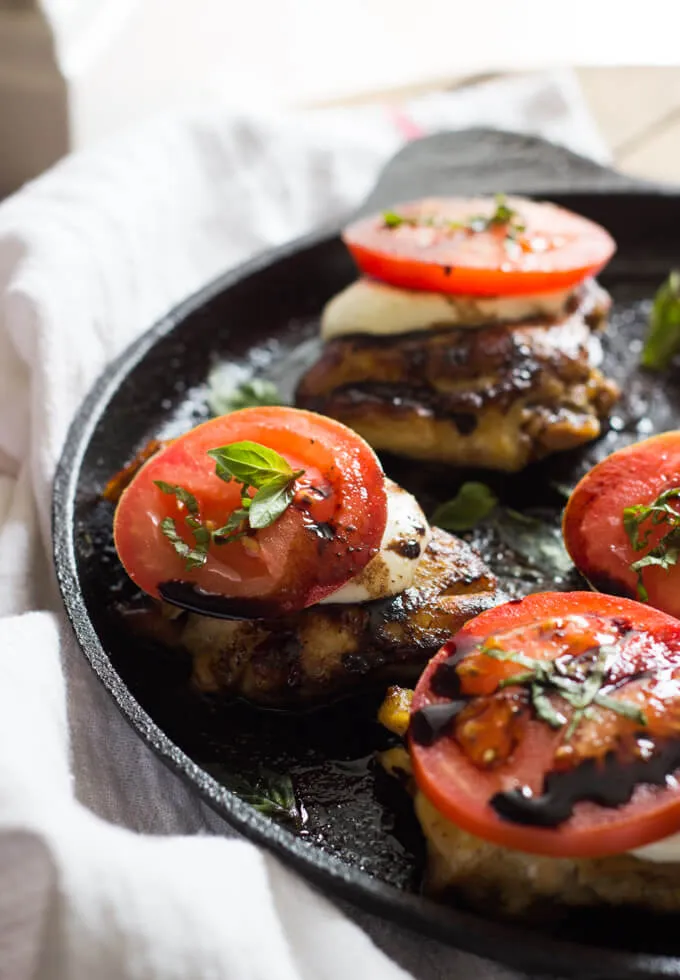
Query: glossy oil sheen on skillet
[{"left": 54, "top": 129, "right": 680, "bottom": 980}]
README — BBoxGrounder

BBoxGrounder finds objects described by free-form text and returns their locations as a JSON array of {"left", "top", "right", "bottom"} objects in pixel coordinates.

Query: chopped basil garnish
[
  {"left": 488, "top": 194, "right": 519, "bottom": 226},
  {"left": 158, "top": 514, "right": 210, "bottom": 569},
  {"left": 382, "top": 210, "right": 406, "bottom": 228},
  {"left": 641, "top": 271, "right": 680, "bottom": 371},
  {"left": 154, "top": 480, "right": 200, "bottom": 515},
  {"left": 483, "top": 642, "right": 646, "bottom": 740},
  {"left": 155, "top": 442, "right": 304, "bottom": 570},
  {"left": 623, "top": 487, "right": 680, "bottom": 601},
  {"left": 382, "top": 194, "right": 525, "bottom": 245},
  {"left": 468, "top": 194, "right": 526, "bottom": 240}
]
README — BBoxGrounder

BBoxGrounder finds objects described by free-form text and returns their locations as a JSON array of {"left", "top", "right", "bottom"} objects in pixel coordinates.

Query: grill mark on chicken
[
  {"left": 176, "top": 528, "right": 499, "bottom": 706},
  {"left": 296, "top": 281, "right": 620, "bottom": 472}
]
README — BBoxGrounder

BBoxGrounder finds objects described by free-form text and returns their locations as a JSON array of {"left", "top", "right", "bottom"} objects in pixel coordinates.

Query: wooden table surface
[
  {"left": 323, "top": 68, "right": 680, "bottom": 186},
  {"left": 578, "top": 67, "right": 680, "bottom": 184}
]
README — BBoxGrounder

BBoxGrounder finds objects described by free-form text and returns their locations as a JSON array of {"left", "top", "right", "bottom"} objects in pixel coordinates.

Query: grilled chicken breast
[
  {"left": 179, "top": 528, "right": 498, "bottom": 706},
  {"left": 296, "top": 280, "right": 620, "bottom": 472}
]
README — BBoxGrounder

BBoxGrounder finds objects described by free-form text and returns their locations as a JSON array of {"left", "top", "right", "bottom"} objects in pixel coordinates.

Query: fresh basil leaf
[
  {"left": 202, "top": 765, "right": 302, "bottom": 825},
  {"left": 154, "top": 480, "right": 200, "bottom": 515},
  {"left": 248, "top": 474, "right": 297, "bottom": 530},
  {"left": 159, "top": 516, "right": 208, "bottom": 568},
  {"left": 208, "top": 440, "right": 299, "bottom": 488},
  {"left": 431, "top": 482, "right": 499, "bottom": 531},
  {"left": 209, "top": 377, "right": 282, "bottom": 416},
  {"left": 641, "top": 271, "right": 680, "bottom": 371},
  {"left": 249, "top": 770, "right": 300, "bottom": 821},
  {"left": 494, "top": 509, "right": 573, "bottom": 576}
]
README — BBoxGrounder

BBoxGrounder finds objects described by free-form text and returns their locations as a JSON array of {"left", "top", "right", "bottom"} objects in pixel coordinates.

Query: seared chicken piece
[
  {"left": 417, "top": 791, "right": 680, "bottom": 918},
  {"left": 179, "top": 528, "right": 498, "bottom": 706},
  {"left": 378, "top": 738, "right": 680, "bottom": 919},
  {"left": 296, "top": 281, "right": 620, "bottom": 472}
]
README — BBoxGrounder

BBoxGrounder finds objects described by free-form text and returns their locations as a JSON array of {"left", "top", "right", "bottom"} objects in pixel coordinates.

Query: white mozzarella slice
[
  {"left": 321, "top": 278, "right": 574, "bottom": 341},
  {"left": 318, "top": 481, "right": 430, "bottom": 605}
]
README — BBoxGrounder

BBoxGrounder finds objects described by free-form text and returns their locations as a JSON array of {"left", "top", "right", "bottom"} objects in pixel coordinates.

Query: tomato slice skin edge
[
  {"left": 563, "top": 431, "right": 680, "bottom": 619},
  {"left": 410, "top": 591, "right": 680, "bottom": 859},
  {"left": 343, "top": 197, "right": 616, "bottom": 297},
  {"left": 346, "top": 242, "right": 611, "bottom": 298}
]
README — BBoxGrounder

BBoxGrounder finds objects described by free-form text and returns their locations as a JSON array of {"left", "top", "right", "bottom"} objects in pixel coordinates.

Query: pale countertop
[
  {"left": 577, "top": 67, "right": 680, "bottom": 183},
  {"left": 324, "top": 67, "right": 680, "bottom": 186}
]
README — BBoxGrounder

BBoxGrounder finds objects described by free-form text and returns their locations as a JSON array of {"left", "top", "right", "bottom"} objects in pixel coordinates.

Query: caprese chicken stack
[{"left": 296, "top": 196, "right": 620, "bottom": 472}]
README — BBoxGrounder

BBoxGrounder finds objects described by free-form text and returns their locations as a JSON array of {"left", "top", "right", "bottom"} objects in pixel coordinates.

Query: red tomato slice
[
  {"left": 563, "top": 431, "right": 680, "bottom": 619},
  {"left": 343, "top": 197, "right": 615, "bottom": 297},
  {"left": 410, "top": 592, "right": 680, "bottom": 858},
  {"left": 113, "top": 407, "right": 388, "bottom": 613}
]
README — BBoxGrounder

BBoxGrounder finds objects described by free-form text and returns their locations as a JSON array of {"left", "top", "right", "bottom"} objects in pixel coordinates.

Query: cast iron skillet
[{"left": 54, "top": 130, "right": 680, "bottom": 979}]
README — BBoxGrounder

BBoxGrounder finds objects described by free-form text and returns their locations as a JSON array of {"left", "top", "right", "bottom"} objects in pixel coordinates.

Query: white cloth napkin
[{"left": 0, "top": 70, "right": 608, "bottom": 980}]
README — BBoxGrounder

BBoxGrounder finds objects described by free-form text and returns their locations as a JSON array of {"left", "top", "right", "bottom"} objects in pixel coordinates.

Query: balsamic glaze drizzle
[
  {"left": 158, "top": 580, "right": 277, "bottom": 619},
  {"left": 388, "top": 539, "right": 422, "bottom": 560},
  {"left": 409, "top": 701, "right": 468, "bottom": 747},
  {"left": 412, "top": 634, "right": 680, "bottom": 830},
  {"left": 429, "top": 653, "right": 462, "bottom": 699},
  {"left": 305, "top": 521, "right": 336, "bottom": 542},
  {"left": 491, "top": 739, "right": 680, "bottom": 828}
]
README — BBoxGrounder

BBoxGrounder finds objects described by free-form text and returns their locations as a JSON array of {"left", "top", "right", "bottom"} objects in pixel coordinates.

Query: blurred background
[{"left": 1, "top": 0, "right": 679, "bottom": 196}]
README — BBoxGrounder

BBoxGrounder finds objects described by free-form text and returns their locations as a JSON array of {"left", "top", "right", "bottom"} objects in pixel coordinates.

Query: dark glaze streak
[
  {"left": 451, "top": 412, "right": 478, "bottom": 436},
  {"left": 305, "top": 521, "right": 336, "bottom": 542},
  {"left": 365, "top": 592, "right": 410, "bottom": 630},
  {"left": 585, "top": 572, "right": 636, "bottom": 601},
  {"left": 388, "top": 539, "right": 421, "bottom": 560},
  {"left": 430, "top": 653, "right": 464, "bottom": 699},
  {"left": 296, "top": 484, "right": 332, "bottom": 503},
  {"left": 491, "top": 739, "right": 680, "bottom": 828},
  {"left": 158, "top": 580, "right": 277, "bottom": 620},
  {"left": 410, "top": 702, "right": 468, "bottom": 747}
]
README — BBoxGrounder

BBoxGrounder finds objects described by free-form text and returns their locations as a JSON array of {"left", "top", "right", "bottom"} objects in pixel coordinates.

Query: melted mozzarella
[
  {"left": 319, "top": 481, "right": 430, "bottom": 604},
  {"left": 321, "top": 278, "right": 574, "bottom": 340},
  {"left": 631, "top": 831, "right": 680, "bottom": 863}
]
